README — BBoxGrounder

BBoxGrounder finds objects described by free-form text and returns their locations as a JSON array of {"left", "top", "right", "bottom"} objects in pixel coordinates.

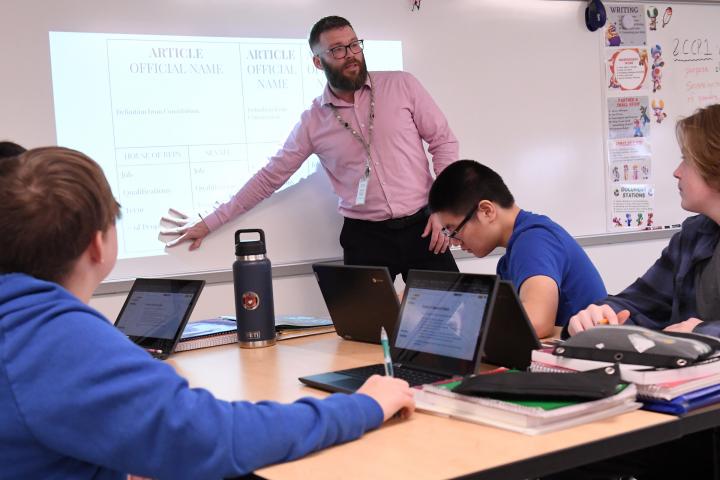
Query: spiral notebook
[
  {"left": 175, "top": 317, "right": 237, "bottom": 352},
  {"left": 636, "top": 372, "right": 720, "bottom": 401},
  {"left": 175, "top": 315, "right": 334, "bottom": 352},
  {"left": 641, "top": 383, "right": 720, "bottom": 415},
  {"left": 415, "top": 378, "right": 639, "bottom": 435}
]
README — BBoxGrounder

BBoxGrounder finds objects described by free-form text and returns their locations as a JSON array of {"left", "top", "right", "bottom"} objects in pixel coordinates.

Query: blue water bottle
[{"left": 233, "top": 229, "right": 276, "bottom": 348}]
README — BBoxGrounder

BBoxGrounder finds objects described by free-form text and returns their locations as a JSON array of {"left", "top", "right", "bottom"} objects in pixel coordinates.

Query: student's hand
[
  {"left": 159, "top": 208, "right": 210, "bottom": 250},
  {"left": 356, "top": 375, "right": 415, "bottom": 422},
  {"left": 421, "top": 213, "right": 450, "bottom": 254},
  {"left": 568, "top": 305, "right": 630, "bottom": 336},
  {"left": 663, "top": 317, "right": 703, "bottom": 333}
]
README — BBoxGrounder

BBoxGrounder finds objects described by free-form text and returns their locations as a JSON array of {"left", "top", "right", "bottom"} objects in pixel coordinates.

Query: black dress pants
[{"left": 340, "top": 209, "right": 458, "bottom": 282}]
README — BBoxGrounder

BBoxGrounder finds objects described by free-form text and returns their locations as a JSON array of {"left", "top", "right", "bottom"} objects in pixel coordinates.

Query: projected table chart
[{"left": 49, "top": 33, "right": 402, "bottom": 258}]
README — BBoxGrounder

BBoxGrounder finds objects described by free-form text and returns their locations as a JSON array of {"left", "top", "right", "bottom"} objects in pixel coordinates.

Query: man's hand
[
  {"left": 664, "top": 317, "right": 703, "bottom": 333},
  {"left": 159, "top": 209, "right": 210, "bottom": 250},
  {"left": 356, "top": 375, "right": 415, "bottom": 422},
  {"left": 568, "top": 305, "right": 631, "bottom": 336},
  {"left": 421, "top": 213, "right": 450, "bottom": 254}
]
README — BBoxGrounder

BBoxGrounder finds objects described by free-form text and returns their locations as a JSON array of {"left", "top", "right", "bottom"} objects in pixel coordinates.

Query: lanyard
[{"left": 329, "top": 74, "right": 375, "bottom": 179}]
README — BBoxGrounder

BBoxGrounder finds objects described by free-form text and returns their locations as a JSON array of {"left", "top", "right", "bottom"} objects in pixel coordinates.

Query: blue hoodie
[{"left": 0, "top": 273, "right": 383, "bottom": 479}]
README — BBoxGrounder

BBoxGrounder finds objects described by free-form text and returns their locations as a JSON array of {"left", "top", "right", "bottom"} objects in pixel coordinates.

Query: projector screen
[{"left": 49, "top": 32, "right": 403, "bottom": 262}]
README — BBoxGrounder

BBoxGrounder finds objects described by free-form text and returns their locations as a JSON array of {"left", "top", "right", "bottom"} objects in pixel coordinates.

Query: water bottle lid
[{"left": 234, "top": 229, "right": 267, "bottom": 256}]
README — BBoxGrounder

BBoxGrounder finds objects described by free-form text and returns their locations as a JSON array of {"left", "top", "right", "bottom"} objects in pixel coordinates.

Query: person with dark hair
[
  {"left": 0, "top": 147, "right": 414, "bottom": 479},
  {"left": 163, "top": 15, "right": 459, "bottom": 281},
  {"left": 0, "top": 140, "right": 26, "bottom": 158},
  {"left": 428, "top": 160, "right": 606, "bottom": 337},
  {"left": 569, "top": 103, "right": 720, "bottom": 338}
]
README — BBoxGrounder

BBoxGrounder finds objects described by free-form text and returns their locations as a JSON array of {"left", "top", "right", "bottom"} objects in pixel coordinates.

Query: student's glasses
[
  {"left": 441, "top": 206, "right": 477, "bottom": 239},
  {"left": 318, "top": 40, "right": 364, "bottom": 60}
]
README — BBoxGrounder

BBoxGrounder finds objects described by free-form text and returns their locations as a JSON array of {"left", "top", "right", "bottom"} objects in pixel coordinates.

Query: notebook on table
[
  {"left": 175, "top": 317, "right": 237, "bottom": 352},
  {"left": 300, "top": 270, "right": 501, "bottom": 393},
  {"left": 312, "top": 264, "right": 400, "bottom": 344},
  {"left": 176, "top": 315, "right": 335, "bottom": 352}
]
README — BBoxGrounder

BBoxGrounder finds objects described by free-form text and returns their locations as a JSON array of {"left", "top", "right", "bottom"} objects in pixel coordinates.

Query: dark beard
[{"left": 321, "top": 56, "right": 368, "bottom": 92}]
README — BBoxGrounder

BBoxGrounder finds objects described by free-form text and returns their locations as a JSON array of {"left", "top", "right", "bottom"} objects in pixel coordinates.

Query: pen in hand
[{"left": 380, "top": 326, "right": 394, "bottom": 377}]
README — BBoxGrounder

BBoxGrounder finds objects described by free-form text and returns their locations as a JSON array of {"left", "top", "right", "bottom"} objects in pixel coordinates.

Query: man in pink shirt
[{"left": 164, "top": 16, "right": 459, "bottom": 280}]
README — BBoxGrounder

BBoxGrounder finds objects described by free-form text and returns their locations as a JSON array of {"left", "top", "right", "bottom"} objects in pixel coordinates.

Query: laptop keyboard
[{"left": 334, "top": 364, "right": 449, "bottom": 387}]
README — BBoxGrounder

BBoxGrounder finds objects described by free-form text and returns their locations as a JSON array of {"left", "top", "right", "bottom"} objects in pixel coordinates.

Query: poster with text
[
  {"left": 605, "top": 3, "right": 647, "bottom": 47},
  {"left": 608, "top": 138, "right": 651, "bottom": 183},
  {"left": 607, "top": 48, "right": 650, "bottom": 91},
  {"left": 608, "top": 96, "right": 650, "bottom": 139},
  {"left": 609, "top": 184, "right": 655, "bottom": 229}
]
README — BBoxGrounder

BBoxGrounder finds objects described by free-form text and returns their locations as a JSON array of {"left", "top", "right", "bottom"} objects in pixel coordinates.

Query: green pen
[{"left": 380, "top": 326, "right": 394, "bottom": 377}]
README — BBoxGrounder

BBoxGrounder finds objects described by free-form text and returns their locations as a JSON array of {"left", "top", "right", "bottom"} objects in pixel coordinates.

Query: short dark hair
[
  {"left": 429, "top": 160, "right": 515, "bottom": 215},
  {"left": 0, "top": 141, "right": 26, "bottom": 159},
  {"left": 309, "top": 16, "right": 353, "bottom": 51},
  {"left": 0, "top": 147, "right": 121, "bottom": 283}
]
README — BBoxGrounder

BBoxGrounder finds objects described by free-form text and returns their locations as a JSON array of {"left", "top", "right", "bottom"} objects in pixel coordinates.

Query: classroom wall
[
  {"left": 39, "top": 0, "right": 672, "bottom": 319},
  {"left": 90, "top": 238, "right": 669, "bottom": 321},
  {"left": 5, "top": 0, "right": 694, "bottom": 285}
]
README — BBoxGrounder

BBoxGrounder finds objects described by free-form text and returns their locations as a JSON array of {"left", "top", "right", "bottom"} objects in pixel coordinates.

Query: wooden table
[{"left": 167, "top": 334, "right": 684, "bottom": 480}]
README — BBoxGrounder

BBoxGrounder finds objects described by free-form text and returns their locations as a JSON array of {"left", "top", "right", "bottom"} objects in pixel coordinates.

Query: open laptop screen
[
  {"left": 117, "top": 289, "right": 195, "bottom": 339},
  {"left": 392, "top": 271, "right": 498, "bottom": 375},
  {"left": 114, "top": 278, "right": 205, "bottom": 359}
]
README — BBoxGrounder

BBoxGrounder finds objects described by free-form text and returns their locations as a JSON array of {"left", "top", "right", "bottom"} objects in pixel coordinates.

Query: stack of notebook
[
  {"left": 630, "top": 371, "right": 720, "bottom": 414},
  {"left": 414, "top": 375, "right": 640, "bottom": 435},
  {"left": 530, "top": 348, "right": 720, "bottom": 414}
]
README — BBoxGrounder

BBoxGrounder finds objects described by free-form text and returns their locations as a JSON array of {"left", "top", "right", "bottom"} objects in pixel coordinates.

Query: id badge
[{"left": 355, "top": 176, "right": 368, "bottom": 205}]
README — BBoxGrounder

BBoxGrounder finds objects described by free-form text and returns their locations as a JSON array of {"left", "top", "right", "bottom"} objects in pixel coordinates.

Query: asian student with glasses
[{"left": 428, "top": 160, "right": 607, "bottom": 338}]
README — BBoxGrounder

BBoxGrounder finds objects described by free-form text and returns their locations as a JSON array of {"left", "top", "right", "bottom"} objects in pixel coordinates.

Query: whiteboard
[{"left": 2, "top": 0, "right": 718, "bottom": 280}]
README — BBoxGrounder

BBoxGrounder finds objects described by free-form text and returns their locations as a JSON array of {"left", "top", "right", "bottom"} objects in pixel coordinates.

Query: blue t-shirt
[{"left": 496, "top": 210, "right": 607, "bottom": 326}]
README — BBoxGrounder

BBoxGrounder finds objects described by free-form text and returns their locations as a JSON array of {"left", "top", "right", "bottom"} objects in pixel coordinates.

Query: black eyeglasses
[
  {"left": 318, "top": 39, "right": 364, "bottom": 60},
  {"left": 441, "top": 206, "right": 477, "bottom": 239}
]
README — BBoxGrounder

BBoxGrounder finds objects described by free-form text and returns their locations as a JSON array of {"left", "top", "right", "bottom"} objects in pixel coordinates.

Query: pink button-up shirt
[{"left": 203, "top": 71, "right": 459, "bottom": 231}]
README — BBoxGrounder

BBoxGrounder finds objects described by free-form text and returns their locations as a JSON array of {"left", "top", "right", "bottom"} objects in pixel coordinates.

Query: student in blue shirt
[
  {"left": 569, "top": 104, "right": 720, "bottom": 338},
  {"left": 428, "top": 160, "right": 607, "bottom": 338},
  {"left": 0, "top": 147, "right": 415, "bottom": 479}
]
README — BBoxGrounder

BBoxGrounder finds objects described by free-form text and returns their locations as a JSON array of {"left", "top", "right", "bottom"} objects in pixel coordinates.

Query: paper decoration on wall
[
  {"left": 662, "top": 7, "right": 673, "bottom": 28},
  {"left": 647, "top": 6, "right": 659, "bottom": 31}
]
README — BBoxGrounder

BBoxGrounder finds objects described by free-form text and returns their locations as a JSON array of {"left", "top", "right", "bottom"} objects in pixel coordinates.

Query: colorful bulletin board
[{"left": 603, "top": 2, "right": 720, "bottom": 231}]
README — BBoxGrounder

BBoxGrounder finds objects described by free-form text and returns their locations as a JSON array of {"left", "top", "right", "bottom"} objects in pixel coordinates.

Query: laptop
[
  {"left": 300, "top": 270, "right": 500, "bottom": 393},
  {"left": 114, "top": 278, "right": 205, "bottom": 359},
  {"left": 482, "top": 280, "right": 541, "bottom": 370},
  {"left": 312, "top": 264, "right": 400, "bottom": 344}
]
